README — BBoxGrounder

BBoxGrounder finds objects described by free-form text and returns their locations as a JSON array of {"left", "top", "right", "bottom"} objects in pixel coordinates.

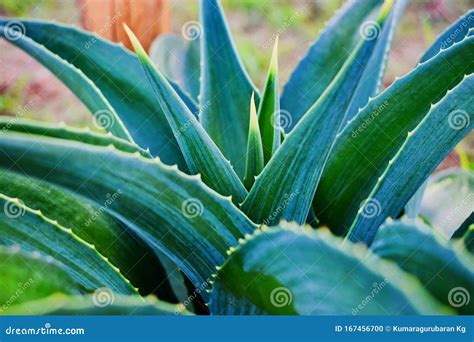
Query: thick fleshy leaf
[
  {"left": 0, "top": 246, "right": 80, "bottom": 310},
  {"left": 150, "top": 33, "right": 200, "bottom": 102},
  {"left": 244, "top": 93, "right": 264, "bottom": 190},
  {"left": 4, "top": 294, "right": 192, "bottom": 316},
  {"left": 0, "top": 132, "right": 256, "bottom": 301},
  {"left": 258, "top": 37, "right": 280, "bottom": 164},
  {"left": 242, "top": 3, "right": 394, "bottom": 225},
  {"left": 0, "top": 19, "right": 197, "bottom": 169},
  {"left": 347, "top": 75, "right": 473, "bottom": 244},
  {"left": 0, "top": 194, "right": 135, "bottom": 294},
  {"left": 125, "top": 25, "right": 247, "bottom": 204},
  {"left": 371, "top": 220, "right": 474, "bottom": 314},
  {"left": 280, "top": 0, "right": 382, "bottom": 130},
  {"left": 0, "top": 118, "right": 149, "bottom": 156},
  {"left": 343, "top": 0, "right": 408, "bottom": 122},
  {"left": 314, "top": 34, "right": 474, "bottom": 234},
  {"left": 199, "top": 0, "right": 259, "bottom": 179},
  {"left": 0, "top": 168, "right": 175, "bottom": 299},
  {"left": 210, "top": 223, "right": 451, "bottom": 315},
  {"left": 420, "top": 10, "right": 474, "bottom": 62},
  {"left": 419, "top": 168, "right": 474, "bottom": 238},
  {"left": 0, "top": 26, "right": 133, "bottom": 142}
]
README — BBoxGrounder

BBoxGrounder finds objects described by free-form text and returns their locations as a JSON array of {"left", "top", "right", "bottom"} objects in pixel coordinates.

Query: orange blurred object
[{"left": 78, "top": 0, "right": 170, "bottom": 51}]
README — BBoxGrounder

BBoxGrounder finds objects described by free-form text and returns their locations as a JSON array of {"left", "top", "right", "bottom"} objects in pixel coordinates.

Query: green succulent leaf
[
  {"left": 244, "top": 93, "right": 264, "bottom": 190},
  {"left": 258, "top": 37, "right": 281, "bottom": 164},
  {"left": 0, "top": 195, "right": 135, "bottom": 294},
  {"left": 242, "top": 3, "right": 395, "bottom": 225},
  {"left": 419, "top": 168, "right": 474, "bottom": 238},
  {"left": 370, "top": 220, "right": 474, "bottom": 314},
  {"left": 210, "top": 223, "right": 451, "bottom": 315},
  {"left": 280, "top": 0, "right": 383, "bottom": 130},
  {"left": 420, "top": 9, "right": 474, "bottom": 62},
  {"left": 347, "top": 75, "right": 473, "bottom": 244},
  {"left": 4, "top": 294, "right": 192, "bottom": 316},
  {"left": 0, "top": 247, "right": 80, "bottom": 310},
  {"left": 0, "top": 132, "right": 256, "bottom": 301},
  {"left": 0, "top": 25, "right": 133, "bottom": 142},
  {"left": 150, "top": 33, "right": 200, "bottom": 102},
  {"left": 0, "top": 19, "right": 197, "bottom": 169},
  {"left": 199, "top": 0, "right": 259, "bottom": 179},
  {"left": 0, "top": 169, "right": 175, "bottom": 299},
  {"left": 0, "top": 118, "right": 149, "bottom": 156},
  {"left": 344, "top": 0, "right": 408, "bottom": 122},
  {"left": 456, "top": 224, "right": 474, "bottom": 254},
  {"left": 314, "top": 34, "right": 474, "bottom": 234},
  {"left": 125, "top": 25, "right": 248, "bottom": 204}
]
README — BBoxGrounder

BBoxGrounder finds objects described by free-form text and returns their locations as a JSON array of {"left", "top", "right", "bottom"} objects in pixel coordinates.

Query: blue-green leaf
[
  {"left": 199, "top": 0, "right": 259, "bottom": 179},
  {"left": 125, "top": 25, "right": 248, "bottom": 203},
  {"left": 280, "top": 0, "right": 382, "bottom": 130},
  {"left": 0, "top": 195, "right": 136, "bottom": 294},
  {"left": 0, "top": 19, "right": 197, "bottom": 169},
  {"left": 244, "top": 93, "right": 264, "bottom": 190},
  {"left": 347, "top": 75, "right": 473, "bottom": 244},
  {"left": 314, "top": 34, "right": 474, "bottom": 234},
  {"left": 371, "top": 220, "right": 474, "bottom": 314},
  {"left": 242, "top": 2, "right": 395, "bottom": 225},
  {"left": 210, "top": 223, "right": 451, "bottom": 315}
]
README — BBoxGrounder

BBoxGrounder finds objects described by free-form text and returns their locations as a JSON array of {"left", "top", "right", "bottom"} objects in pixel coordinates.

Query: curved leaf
[
  {"left": 244, "top": 93, "right": 264, "bottom": 190},
  {"left": 0, "top": 194, "right": 135, "bottom": 294},
  {"left": 4, "top": 294, "right": 192, "bottom": 316},
  {"left": 0, "top": 25, "right": 132, "bottom": 141},
  {"left": 0, "top": 19, "right": 197, "bottom": 168},
  {"left": 0, "top": 246, "right": 80, "bottom": 310},
  {"left": 258, "top": 37, "right": 280, "bottom": 164},
  {"left": 371, "top": 220, "right": 474, "bottom": 314},
  {"left": 280, "top": 0, "right": 382, "bottom": 130},
  {"left": 314, "top": 34, "right": 474, "bottom": 234},
  {"left": 0, "top": 132, "right": 256, "bottom": 301},
  {"left": 210, "top": 223, "right": 451, "bottom": 315},
  {"left": 125, "top": 25, "right": 248, "bottom": 203},
  {"left": 347, "top": 75, "right": 473, "bottom": 243},
  {"left": 0, "top": 169, "right": 175, "bottom": 299},
  {"left": 420, "top": 168, "right": 474, "bottom": 238},
  {"left": 242, "top": 2, "right": 395, "bottom": 225},
  {"left": 199, "top": 0, "right": 259, "bottom": 178}
]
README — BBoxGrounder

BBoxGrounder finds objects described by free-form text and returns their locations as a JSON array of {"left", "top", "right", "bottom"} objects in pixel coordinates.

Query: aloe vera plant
[{"left": 0, "top": 0, "right": 473, "bottom": 316}]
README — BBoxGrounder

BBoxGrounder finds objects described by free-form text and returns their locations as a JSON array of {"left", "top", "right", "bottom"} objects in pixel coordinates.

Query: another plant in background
[{"left": 0, "top": 0, "right": 472, "bottom": 315}]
